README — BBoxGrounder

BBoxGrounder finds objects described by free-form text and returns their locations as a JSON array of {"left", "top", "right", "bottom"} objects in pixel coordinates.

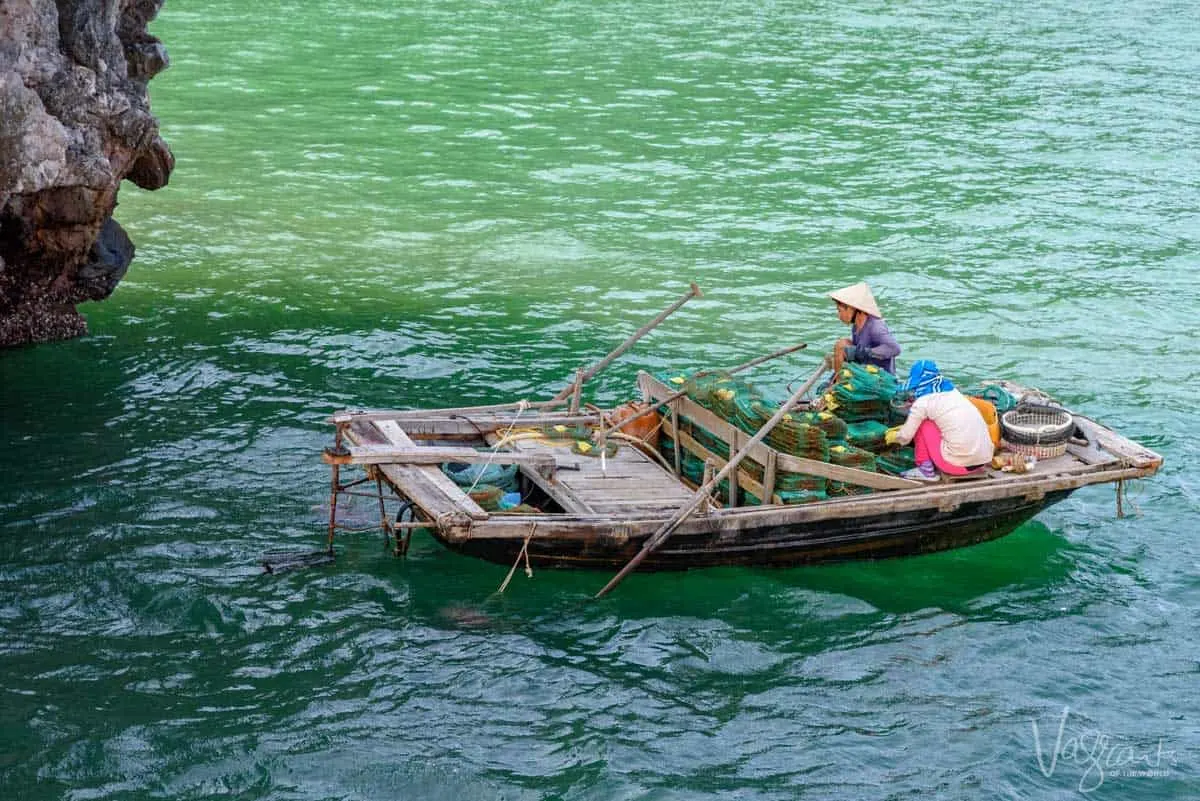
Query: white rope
[{"left": 465, "top": 399, "right": 530, "bottom": 496}]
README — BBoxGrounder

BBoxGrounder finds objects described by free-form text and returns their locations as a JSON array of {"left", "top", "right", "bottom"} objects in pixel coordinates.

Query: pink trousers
[{"left": 912, "top": 420, "right": 974, "bottom": 476}]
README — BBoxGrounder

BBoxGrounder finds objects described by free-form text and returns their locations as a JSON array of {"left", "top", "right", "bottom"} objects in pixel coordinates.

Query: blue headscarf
[{"left": 904, "top": 359, "right": 955, "bottom": 399}]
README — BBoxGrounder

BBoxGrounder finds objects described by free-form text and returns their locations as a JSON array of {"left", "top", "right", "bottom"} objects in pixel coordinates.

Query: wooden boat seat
[{"left": 940, "top": 468, "right": 991, "bottom": 483}]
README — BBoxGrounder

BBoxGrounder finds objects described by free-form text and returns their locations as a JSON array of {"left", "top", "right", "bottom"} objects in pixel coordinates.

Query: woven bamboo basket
[{"left": 1000, "top": 404, "right": 1074, "bottom": 459}]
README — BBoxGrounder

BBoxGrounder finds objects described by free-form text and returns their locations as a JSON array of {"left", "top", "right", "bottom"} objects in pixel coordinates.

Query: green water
[{"left": 2, "top": 1, "right": 1198, "bottom": 797}]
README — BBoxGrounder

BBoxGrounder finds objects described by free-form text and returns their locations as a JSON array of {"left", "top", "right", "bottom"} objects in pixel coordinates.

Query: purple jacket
[{"left": 849, "top": 316, "right": 901, "bottom": 374}]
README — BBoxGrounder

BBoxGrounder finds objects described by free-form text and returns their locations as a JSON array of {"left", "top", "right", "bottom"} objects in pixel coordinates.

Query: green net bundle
[
  {"left": 845, "top": 420, "right": 890, "bottom": 451},
  {"left": 875, "top": 446, "right": 917, "bottom": 476},
  {"left": 745, "top": 487, "right": 828, "bottom": 505},
  {"left": 823, "top": 363, "right": 903, "bottom": 422},
  {"left": 777, "top": 471, "right": 827, "bottom": 494},
  {"left": 786, "top": 409, "right": 848, "bottom": 441},
  {"left": 540, "top": 423, "right": 591, "bottom": 440},
  {"left": 731, "top": 393, "right": 772, "bottom": 436},
  {"left": 654, "top": 367, "right": 907, "bottom": 506},
  {"left": 765, "top": 420, "right": 830, "bottom": 461},
  {"left": 826, "top": 442, "right": 877, "bottom": 496},
  {"left": 738, "top": 459, "right": 827, "bottom": 497},
  {"left": 676, "top": 415, "right": 729, "bottom": 459},
  {"left": 662, "top": 371, "right": 757, "bottom": 419},
  {"left": 659, "top": 435, "right": 736, "bottom": 504}
]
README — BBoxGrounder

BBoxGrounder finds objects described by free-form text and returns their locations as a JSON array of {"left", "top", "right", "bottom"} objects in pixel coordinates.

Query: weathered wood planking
[
  {"left": 366, "top": 420, "right": 489, "bottom": 520},
  {"left": 1073, "top": 415, "right": 1162, "bottom": 469},
  {"left": 332, "top": 412, "right": 600, "bottom": 434},
  {"left": 458, "top": 462, "right": 1156, "bottom": 543},
  {"left": 329, "top": 399, "right": 570, "bottom": 424},
  {"left": 330, "top": 444, "right": 559, "bottom": 472},
  {"left": 344, "top": 422, "right": 473, "bottom": 523},
  {"left": 494, "top": 429, "right": 694, "bottom": 515}
]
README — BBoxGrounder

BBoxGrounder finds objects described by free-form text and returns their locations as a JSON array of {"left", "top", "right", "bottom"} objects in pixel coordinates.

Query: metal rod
[
  {"left": 326, "top": 463, "right": 340, "bottom": 556},
  {"left": 376, "top": 476, "right": 390, "bottom": 541},
  {"left": 551, "top": 282, "right": 702, "bottom": 402}
]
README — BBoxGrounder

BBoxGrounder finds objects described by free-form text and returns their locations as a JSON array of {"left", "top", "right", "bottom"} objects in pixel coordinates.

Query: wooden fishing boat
[{"left": 320, "top": 371, "right": 1163, "bottom": 581}]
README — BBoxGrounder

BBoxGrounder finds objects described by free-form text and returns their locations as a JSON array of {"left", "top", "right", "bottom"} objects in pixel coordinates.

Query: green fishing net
[
  {"left": 845, "top": 420, "right": 890, "bottom": 451},
  {"left": 827, "top": 442, "right": 877, "bottom": 496},
  {"left": 822, "top": 362, "right": 903, "bottom": 422},
  {"left": 962, "top": 383, "right": 1018, "bottom": 413},
  {"left": 655, "top": 368, "right": 903, "bottom": 506},
  {"left": 875, "top": 446, "right": 917, "bottom": 476}
]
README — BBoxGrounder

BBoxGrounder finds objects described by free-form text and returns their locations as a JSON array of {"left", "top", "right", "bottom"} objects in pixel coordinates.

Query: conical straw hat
[{"left": 829, "top": 282, "right": 882, "bottom": 318}]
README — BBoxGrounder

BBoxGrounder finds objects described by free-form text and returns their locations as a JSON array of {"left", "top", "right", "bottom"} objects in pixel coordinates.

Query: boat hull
[{"left": 434, "top": 490, "right": 1074, "bottom": 571}]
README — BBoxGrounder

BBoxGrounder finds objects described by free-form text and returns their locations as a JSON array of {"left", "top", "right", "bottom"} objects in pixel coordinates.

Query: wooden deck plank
[
  {"left": 344, "top": 422, "right": 475, "bottom": 522},
  {"left": 371, "top": 420, "right": 489, "bottom": 520},
  {"left": 332, "top": 444, "right": 559, "bottom": 471},
  {"left": 485, "top": 433, "right": 597, "bottom": 514},
  {"left": 1074, "top": 416, "right": 1162, "bottom": 469}
]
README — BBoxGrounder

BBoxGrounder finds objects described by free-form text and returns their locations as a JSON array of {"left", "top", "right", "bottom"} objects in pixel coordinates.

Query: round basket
[{"left": 1000, "top": 404, "right": 1074, "bottom": 459}]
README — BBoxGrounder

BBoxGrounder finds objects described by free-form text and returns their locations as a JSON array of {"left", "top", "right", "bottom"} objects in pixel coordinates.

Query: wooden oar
[
  {"left": 603, "top": 341, "right": 809, "bottom": 438},
  {"left": 550, "top": 282, "right": 703, "bottom": 402},
  {"left": 594, "top": 366, "right": 823, "bottom": 598}
]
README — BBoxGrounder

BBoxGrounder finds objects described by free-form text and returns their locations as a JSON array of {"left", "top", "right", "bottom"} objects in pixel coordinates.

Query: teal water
[{"left": 3, "top": 0, "right": 1198, "bottom": 797}]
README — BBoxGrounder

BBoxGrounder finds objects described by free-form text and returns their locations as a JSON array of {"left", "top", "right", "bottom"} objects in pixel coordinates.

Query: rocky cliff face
[{"left": 0, "top": 0, "right": 173, "bottom": 347}]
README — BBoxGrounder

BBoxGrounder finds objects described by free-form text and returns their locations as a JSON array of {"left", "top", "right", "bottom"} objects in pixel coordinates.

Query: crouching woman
[{"left": 886, "top": 360, "right": 994, "bottom": 481}]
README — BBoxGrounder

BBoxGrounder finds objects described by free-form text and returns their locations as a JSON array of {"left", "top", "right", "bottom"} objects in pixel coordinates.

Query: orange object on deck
[
  {"left": 610, "top": 401, "right": 661, "bottom": 450},
  {"left": 968, "top": 395, "right": 1001, "bottom": 447}
]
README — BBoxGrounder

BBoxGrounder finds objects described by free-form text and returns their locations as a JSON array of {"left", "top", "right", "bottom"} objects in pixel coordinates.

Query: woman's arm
[
  {"left": 864, "top": 318, "right": 902, "bottom": 359},
  {"left": 851, "top": 318, "right": 901, "bottom": 362},
  {"left": 895, "top": 395, "right": 930, "bottom": 445}
]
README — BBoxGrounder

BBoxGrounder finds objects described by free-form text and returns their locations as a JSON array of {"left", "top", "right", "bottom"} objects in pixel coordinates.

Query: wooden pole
[
  {"left": 569, "top": 367, "right": 585, "bottom": 414},
  {"left": 595, "top": 372, "right": 819, "bottom": 598},
  {"left": 606, "top": 342, "right": 810, "bottom": 439},
  {"left": 788, "top": 355, "right": 832, "bottom": 402},
  {"left": 551, "top": 282, "right": 702, "bottom": 402},
  {"left": 702, "top": 341, "right": 809, "bottom": 379}
]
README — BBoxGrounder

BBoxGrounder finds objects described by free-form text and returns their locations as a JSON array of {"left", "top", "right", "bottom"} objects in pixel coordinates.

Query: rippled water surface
[{"left": 3, "top": 1, "right": 1198, "bottom": 798}]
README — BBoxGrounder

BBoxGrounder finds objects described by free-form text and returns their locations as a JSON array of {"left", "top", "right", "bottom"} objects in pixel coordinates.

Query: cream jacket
[{"left": 896, "top": 389, "right": 994, "bottom": 467}]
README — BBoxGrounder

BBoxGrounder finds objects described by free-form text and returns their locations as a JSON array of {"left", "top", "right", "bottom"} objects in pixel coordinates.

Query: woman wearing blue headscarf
[{"left": 885, "top": 359, "right": 994, "bottom": 481}]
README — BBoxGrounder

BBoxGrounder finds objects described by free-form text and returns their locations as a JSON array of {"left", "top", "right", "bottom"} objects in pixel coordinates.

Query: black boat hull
[{"left": 436, "top": 490, "right": 1074, "bottom": 571}]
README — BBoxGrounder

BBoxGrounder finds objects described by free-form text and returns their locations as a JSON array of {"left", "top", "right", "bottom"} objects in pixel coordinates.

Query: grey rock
[{"left": 0, "top": 0, "right": 173, "bottom": 347}]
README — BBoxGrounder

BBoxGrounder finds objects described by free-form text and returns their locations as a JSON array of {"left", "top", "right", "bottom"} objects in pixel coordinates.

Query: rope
[
  {"left": 465, "top": 400, "right": 530, "bottom": 496},
  {"left": 1116, "top": 478, "right": 1142, "bottom": 519},
  {"left": 496, "top": 525, "right": 535, "bottom": 593}
]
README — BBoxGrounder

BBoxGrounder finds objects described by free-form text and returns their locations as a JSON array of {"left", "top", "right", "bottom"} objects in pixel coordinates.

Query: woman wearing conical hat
[{"left": 829, "top": 281, "right": 901, "bottom": 375}]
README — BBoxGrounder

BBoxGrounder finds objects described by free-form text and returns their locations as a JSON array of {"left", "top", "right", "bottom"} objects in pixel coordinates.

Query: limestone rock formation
[{"left": 0, "top": 0, "right": 174, "bottom": 347}]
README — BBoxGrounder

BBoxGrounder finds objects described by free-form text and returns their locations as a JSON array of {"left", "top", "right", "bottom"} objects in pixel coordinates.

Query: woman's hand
[{"left": 832, "top": 337, "right": 851, "bottom": 371}]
